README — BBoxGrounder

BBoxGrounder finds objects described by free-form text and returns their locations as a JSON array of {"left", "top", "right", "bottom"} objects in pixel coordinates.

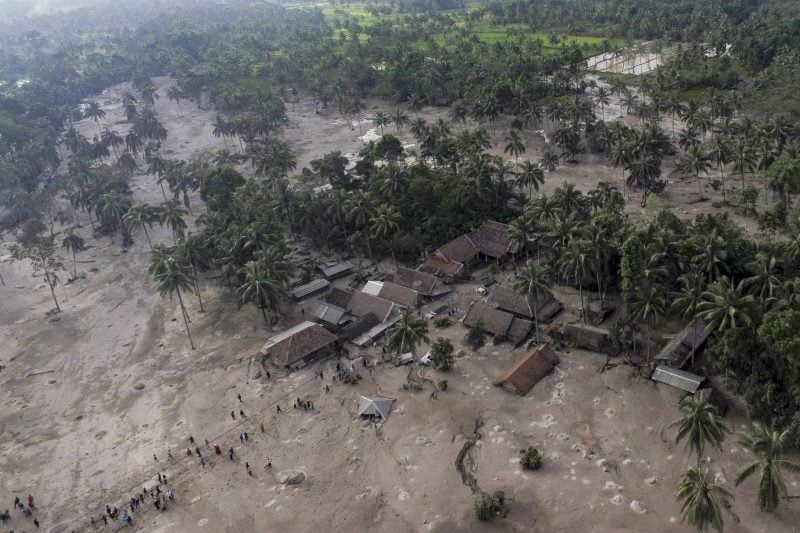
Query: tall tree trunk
[
  {"left": 533, "top": 301, "right": 539, "bottom": 344},
  {"left": 578, "top": 276, "right": 585, "bottom": 325},
  {"left": 143, "top": 225, "right": 153, "bottom": 251},
  {"left": 43, "top": 258, "right": 61, "bottom": 313},
  {"left": 176, "top": 288, "right": 195, "bottom": 350},
  {"left": 261, "top": 306, "right": 269, "bottom": 329},
  {"left": 193, "top": 266, "right": 204, "bottom": 312},
  {"left": 73, "top": 250, "right": 77, "bottom": 279}
]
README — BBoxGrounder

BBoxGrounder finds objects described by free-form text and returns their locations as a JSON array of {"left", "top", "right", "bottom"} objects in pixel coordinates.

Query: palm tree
[
  {"left": 731, "top": 137, "right": 756, "bottom": 190},
  {"left": 346, "top": 192, "right": 375, "bottom": 262},
  {"left": 539, "top": 149, "right": 560, "bottom": 172},
  {"left": 84, "top": 101, "right": 105, "bottom": 135},
  {"left": 595, "top": 87, "right": 610, "bottom": 120},
  {"left": 392, "top": 107, "right": 409, "bottom": 134},
  {"left": 677, "top": 466, "right": 732, "bottom": 532},
  {"left": 386, "top": 308, "right": 429, "bottom": 355},
  {"left": 559, "top": 239, "right": 591, "bottom": 324},
  {"left": 374, "top": 111, "right": 390, "bottom": 134},
  {"left": 514, "top": 259, "right": 551, "bottom": 343},
  {"left": 744, "top": 254, "right": 781, "bottom": 305},
  {"left": 236, "top": 259, "right": 285, "bottom": 328},
  {"left": 150, "top": 254, "right": 195, "bottom": 350},
  {"left": 370, "top": 203, "right": 401, "bottom": 267},
  {"left": 678, "top": 146, "right": 712, "bottom": 195},
  {"left": 708, "top": 136, "right": 731, "bottom": 200},
  {"left": 692, "top": 231, "right": 728, "bottom": 283},
  {"left": 504, "top": 129, "right": 525, "bottom": 169},
  {"left": 96, "top": 191, "right": 131, "bottom": 238},
  {"left": 672, "top": 393, "right": 728, "bottom": 465},
  {"left": 515, "top": 161, "right": 545, "bottom": 198},
  {"left": 166, "top": 85, "right": 183, "bottom": 114},
  {"left": 123, "top": 202, "right": 159, "bottom": 250},
  {"left": 672, "top": 272, "right": 706, "bottom": 364},
  {"left": 697, "top": 276, "right": 754, "bottom": 333},
  {"left": 159, "top": 199, "right": 187, "bottom": 243},
  {"left": 176, "top": 233, "right": 210, "bottom": 312},
  {"left": 735, "top": 423, "right": 800, "bottom": 512},
  {"left": 61, "top": 228, "right": 86, "bottom": 279},
  {"left": 628, "top": 280, "right": 667, "bottom": 362}
]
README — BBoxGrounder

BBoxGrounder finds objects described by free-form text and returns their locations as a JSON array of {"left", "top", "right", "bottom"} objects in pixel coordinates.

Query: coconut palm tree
[
  {"left": 672, "top": 392, "right": 728, "bottom": 465},
  {"left": 744, "top": 254, "right": 782, "bottom": 305},
  {"left": 61, "top": 227, "right": 86, "bottom": 279},
  {"left": 678, "top": 146, "right": 712, "bottom": 195},
  {"left": 392, "top": 107, "right": 409, "bottom": 134},
  {"left": 346, "top": 192, "right": 375, "bottom": 262},
  {"left": 697, "top": 276, "right": 754, "bottom": 333},
  {"left": 735, "top": 423, "right": 800, "bottom": 512},
  {"left": 514, "top": 259, "right": 551, "bottom": 343},
  {"left": 731, "top": 137, "right": 756, "bottom": 190},
  {"left": 370, "top": 203, "right": 401, "bottom": 267},
  {"left": 628, "top": 279, "right": 667, "bottom": 362},
  {"left": 676, "top": 466, "right": 732, "bottom": 532},
  {"left": 515, "top": 161, "right": 545, "bottom": 199},
  {"left": 84, "top": 101, "right": 105, "bottom": 135},
  {"left": 176, "top": 232, "right": 211, "bottom": 312},
  {"left": 386, "top": 308, "right": 429, "bottom": 355},
  {"left": 159, "top": 199, "right": 187, "bottom": 243},
  {"left": 96, "top": 191, "right": 131, "bottom": 238},
  {"left": 708, "top": 136, "right": 731, "bottom": 200},
  {"left": 671, "top": 272, "right": 706, "bottom": 363},
  {"left": 595, "top": 87, "right": 610, "bottom": 121},
  {"left": 504, "top": 129, "right": 525, "bottom": 169},
  {"left": 150, "top": 253, "right": 195, "bottom": 350},
  {"left": 166, "top": 85, "right": 183, "bottom": 114},
  {"left": 559, "top": 239, "right": 591, "bottom": 325},
  {"left": 236, "top": 259, "right": 286, "bottom": 328},
  {"left": 123, "top": 202, "right": 159, "bottom": 250},
  {"left": 374, "top": 111, "right": 390, "bottom": 134}
]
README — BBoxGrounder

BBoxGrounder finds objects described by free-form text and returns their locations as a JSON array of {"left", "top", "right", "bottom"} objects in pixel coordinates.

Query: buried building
[
  {"left": 494, "top": 344, "right": 560, "bottom": 396},
  {"left": 261, "top": 321, "right": 338, "bottom": 370}
]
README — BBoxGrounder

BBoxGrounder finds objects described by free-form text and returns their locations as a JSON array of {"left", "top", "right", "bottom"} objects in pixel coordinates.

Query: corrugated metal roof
[
  {"left": 362, "top": 280, "right": 384, "bottom": 296},
  {"left": 290, "top": 278, "right": 330, "bottom": 299},
  {"left": 651, "top": 365, "right": 705, "bottom": 393},
  {"left": 312, "top": 301, "right": 349, "bottom": 325},
  {"left": 320, "top": 261, "right": 353, "bottom": 280}
]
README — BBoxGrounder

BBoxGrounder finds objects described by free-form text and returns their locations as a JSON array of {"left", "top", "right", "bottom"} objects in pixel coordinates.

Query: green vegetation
[
  {"left": 520, "top": 446, "right": 543, "bottom": 471},
  {"left": 473, "top": 490, "right": 509, "bottom": 521}
]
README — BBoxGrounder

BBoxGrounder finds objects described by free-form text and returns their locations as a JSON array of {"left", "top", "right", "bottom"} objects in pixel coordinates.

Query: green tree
[
  {"left": 628, "top": 280, "right": 666, "bottom": 362},
  {"left": 176, "top": 232, "right": 211, "bottom": 312},
  {"left": 678, "top": 146, "right": 712, "bottom": 195},
  {"left": 515, "top": 161, "right": 544, "bottom": 198},
  {"left": 595, "top": 87, "right": 610, "bottom": 121},
  {"left": 61, "top": 227, "right": 86, "bottom": 279},
  {"left": 236, "top": 259, "right": 286, "bottom": 328},
  {"left": 201, "top": 165, "right": 245, "bottom": 212},
  {"left": 159, "top": 199, "right": 187, "bottom": 243},
  {"left": 504, "top": 129, "right": 525, "bottom": 169},
  {"left": 429, "top": 337, "right": 454, "bottom": 371},
  {"left": 514, "top": 259, "right": 552, "bottom": 343},
  {"left": 370, "top": 203, "right": 401, "bottom": 267},
  {"left": 386, "top": 308, "right": 429, "bottom": 355},
  {"left": 11, "top": 219, "right": 62, "bottom": 312},
  {"left": 677, "top": 466, "right": 732, "bottom": 532},
  {"left": 150, "top": 253, "right": 195, "bottom": 350},
  {"left": 84, "top": 100, "right": 105, "bottom": 136},
  {"left": 464, "top": 321, "right": 486, "bottom": 350},
  {"left": 672, "top": 393, "right": 728, "bottom": 466},
  {"left": 735, "top": 423, "right": 800, "bottom": 512},
  {"left": 123, "top": 202, "right": 159, "bottom": 250},
  {"left": 697, "top": 276, "right": 754, "bottom": 333}
]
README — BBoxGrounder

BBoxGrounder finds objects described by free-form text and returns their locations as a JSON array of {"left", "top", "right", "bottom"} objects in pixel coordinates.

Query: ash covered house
[
  {"left": 488, "top": 284, "right": 562, "bottom": 324},
  {"left": 261, "top": 321, "right": 338, "bottom": 370},
  {"left": 421, "top": 220, "right": 516, "bottom": 281},
  {"left": 494, "top": 344, "right": 560, "bottom": 395},
  {"left": 462, "top": 302, "right": 532, "bottom": 345}
]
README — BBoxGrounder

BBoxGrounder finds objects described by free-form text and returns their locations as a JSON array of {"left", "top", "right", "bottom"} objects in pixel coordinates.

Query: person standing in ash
[
  {"left": 239, "top": 409, "right": 245, "bottom": 418},
  {"left": 228, "top": 447, "right": 235, "bottom": 460},
  {"left": 200, "top": 457, "right": 206, "bottom": 468},
  {"left": 230, "top": 410, "right": 236, "bottom": 420},
  {"left": 244, "top": 432, "right": 249, "bottom": 442},
  {"left": 237, "top": 393, "right": 242, "bottom": 402},
  {"left": 214, "top": 444, "right": 222, "bottom": 455},
  {"left": 260, "top": 422, "right": 265, "bottom": 433},
  {"left": 188, "top": 436, "right": 195, "bottom": 446}
]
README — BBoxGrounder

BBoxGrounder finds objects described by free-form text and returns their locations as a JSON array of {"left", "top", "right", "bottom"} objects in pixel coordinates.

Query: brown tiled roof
[
  {"left": 390, "top": 267, "right": 438, "bottom": 296},
  {"left": 494, "top": 344, "right": 560, "bottom": 395},
  {"left": 490, "top": 285, "right": 562, "bottom": 323},
  {"left": 559, "top": 323, "right": 611, "bottom": 353},
  {"left": 347, "top": 291, "right": 398, "bottom": 322},
  {"left": 437, "top": 234, "right": 479, "bottom": 264},
  {"left": 462, "top": 302, "right": 514, "bottom": 337},
  {"left": 507, "top": 317, "right": 533, "bottom": 344},
  {"left": 467, "top": 220, "right": 512, "bottom": 259},
  {"left": 421, "top": 255, "right": 463, "bottom": 277},
  {"left": 266, "top": 323, "right": 337, "bottom": 367},
  {"left": 378, "top": 281, "right": 419, "bottom": 307},
  {"left": 325, "top": 287, "right": 354, "bottom": 309}
]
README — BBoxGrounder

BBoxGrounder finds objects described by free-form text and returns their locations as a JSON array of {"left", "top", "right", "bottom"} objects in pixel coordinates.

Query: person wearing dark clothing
[
  {"left": 237, "top": 394, "right": 242, "bottom": 402},
  {"left": 239, "top": 409, "right": 245, "bottom": 418},
  {"left": 231, "top": 411, "right": 236, "bottom": 420}
]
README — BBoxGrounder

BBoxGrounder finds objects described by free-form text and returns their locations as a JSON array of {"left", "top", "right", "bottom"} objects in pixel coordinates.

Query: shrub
[
  {"left": 344, "top": 373, "right": 362, "bottom": 385},
  {"left": 437, "top": 379, "right": 448, "bottom": 391},
  {"left": 520, "top": 446, "right": 543, "bottom": 471},
  {"left": 473, "top": 490, "right": 508, "bottom": 521},
  {"left": 430, "top": 337, "right": 454, "bottom": 371},
  {"left": 433, "top": 316, "right": 451, "bottom": 328},
  {"left": 464, "top": 322, "right": 486, "bottom": 350}
]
